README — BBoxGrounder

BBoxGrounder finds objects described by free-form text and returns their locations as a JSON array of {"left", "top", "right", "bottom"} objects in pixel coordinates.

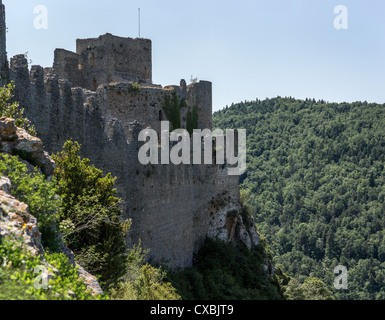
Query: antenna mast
[{"left": 138, "top": 8, "right": 141, "bottom": 38}]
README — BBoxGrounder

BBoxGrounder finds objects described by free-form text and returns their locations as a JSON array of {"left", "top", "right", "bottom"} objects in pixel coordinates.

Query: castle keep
[
  {"left": 54, "top": 34, "right": 152, "bottom": 91},
  {"left": 0, "top": 1, "right": 259, "bottom": 268}
]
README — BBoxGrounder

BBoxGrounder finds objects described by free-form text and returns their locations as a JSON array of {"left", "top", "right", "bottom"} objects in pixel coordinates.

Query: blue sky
[{"left": 3, "top": 0, "right": 385, "bottom": 111}]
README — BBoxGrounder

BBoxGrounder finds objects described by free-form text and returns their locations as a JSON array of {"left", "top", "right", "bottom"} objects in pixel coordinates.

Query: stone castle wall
[
  {"left": 8, "top": 55, "right": 249, "bottom": 268},
  {"left": 0, "top": 2, "right": 258, "bottom": 268}
]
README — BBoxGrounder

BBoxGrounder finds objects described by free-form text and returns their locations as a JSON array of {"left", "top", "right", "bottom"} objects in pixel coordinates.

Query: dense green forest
[{"left": 213, "top": 97, "right": 385, "bottom": 300}]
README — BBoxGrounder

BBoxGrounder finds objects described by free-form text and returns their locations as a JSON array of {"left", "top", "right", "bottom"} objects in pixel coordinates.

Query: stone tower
[
  {"left": 0, "top": 0, "right": 8, "bottom": 87},
  {"left": 53, "top": 33, "right": 152, "bottom": 91}
]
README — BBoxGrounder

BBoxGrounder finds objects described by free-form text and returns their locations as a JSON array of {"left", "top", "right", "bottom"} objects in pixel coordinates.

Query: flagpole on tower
[{"left": 138, "top": 8, "right": 141, "bottom": 38}]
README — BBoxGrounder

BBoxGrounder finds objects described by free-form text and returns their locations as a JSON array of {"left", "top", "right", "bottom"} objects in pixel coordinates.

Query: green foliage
[
  {"left": 284, "top": 277, "right": 334, "bottom": 300},
  {"left": 336, "top": 258, "right": 385, "bottom": 300},
  {"left": 163, "top": 90, "right": 181, "bottom": 130},
  {"left": 0, "top": 81, "right": 36, "bottom": 136},
  {"left": 213, "top": 97, "right": 385, "bottom": 300},
  {"left": 0, "top": 154, "right": 60, "bottom": 251},
  {"left": 0, "top": 236, "right": 106, "bottom": 300},
  {"left": 129, "top": 81, "right": 141, "bottom": 93},
  {"left": 110, "top": 242, "right": 181, "bottom": 300},
  {"left": 52, "top": 140, "right": 129, "bottom": 290},
  {"left": 167, "top": 237, "right": 282, "bottom": 300}
]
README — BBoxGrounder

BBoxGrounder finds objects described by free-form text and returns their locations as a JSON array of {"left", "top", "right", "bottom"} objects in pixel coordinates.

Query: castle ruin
[{"left": 0, "top": 0, "right": 259, "bottom": 268}]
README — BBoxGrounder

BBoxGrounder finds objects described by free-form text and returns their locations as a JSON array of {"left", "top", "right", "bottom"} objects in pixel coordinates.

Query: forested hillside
[{"left": 213, "top": 97, "right": 385, "bottom": 300}]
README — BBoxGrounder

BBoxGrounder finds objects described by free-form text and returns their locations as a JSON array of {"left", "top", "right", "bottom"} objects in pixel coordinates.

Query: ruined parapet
[
  {"left": 9, "top": 54, "right": 105, "bottom": 158},
  {"left": 53, "top": 49, "right": 84, "bottom": 88},
  {"left": 10, "top": 55, "right": 31, "bottom": 109},
  {"left": 161, "top": 79, "right": 213, "bottom": 132},
  {"left": 0, "top": 0, "right": 8, "bottom": 87}
]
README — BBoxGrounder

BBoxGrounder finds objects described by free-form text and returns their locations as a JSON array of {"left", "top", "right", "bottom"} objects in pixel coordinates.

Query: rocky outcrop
[
  {"left": 58, "top": 235, "right": 104, "bottom": 296},
  {"left": 76, "top": 265, "right": 104, "bottom": 296},
  {"left": 0, "top": 187, "right": 44, "bottom": 257},
  {"left": 205, "top": 189, "right": 259, "bottom": 249},
  {"left": 209, "top": 206, "right": 260, "bottom": 249},
  {"left": 0, "top": 175, "right": 11, "bottom": 194},
  {"left": 0, "top": 117, "right": 56, "bottom": 176}
]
